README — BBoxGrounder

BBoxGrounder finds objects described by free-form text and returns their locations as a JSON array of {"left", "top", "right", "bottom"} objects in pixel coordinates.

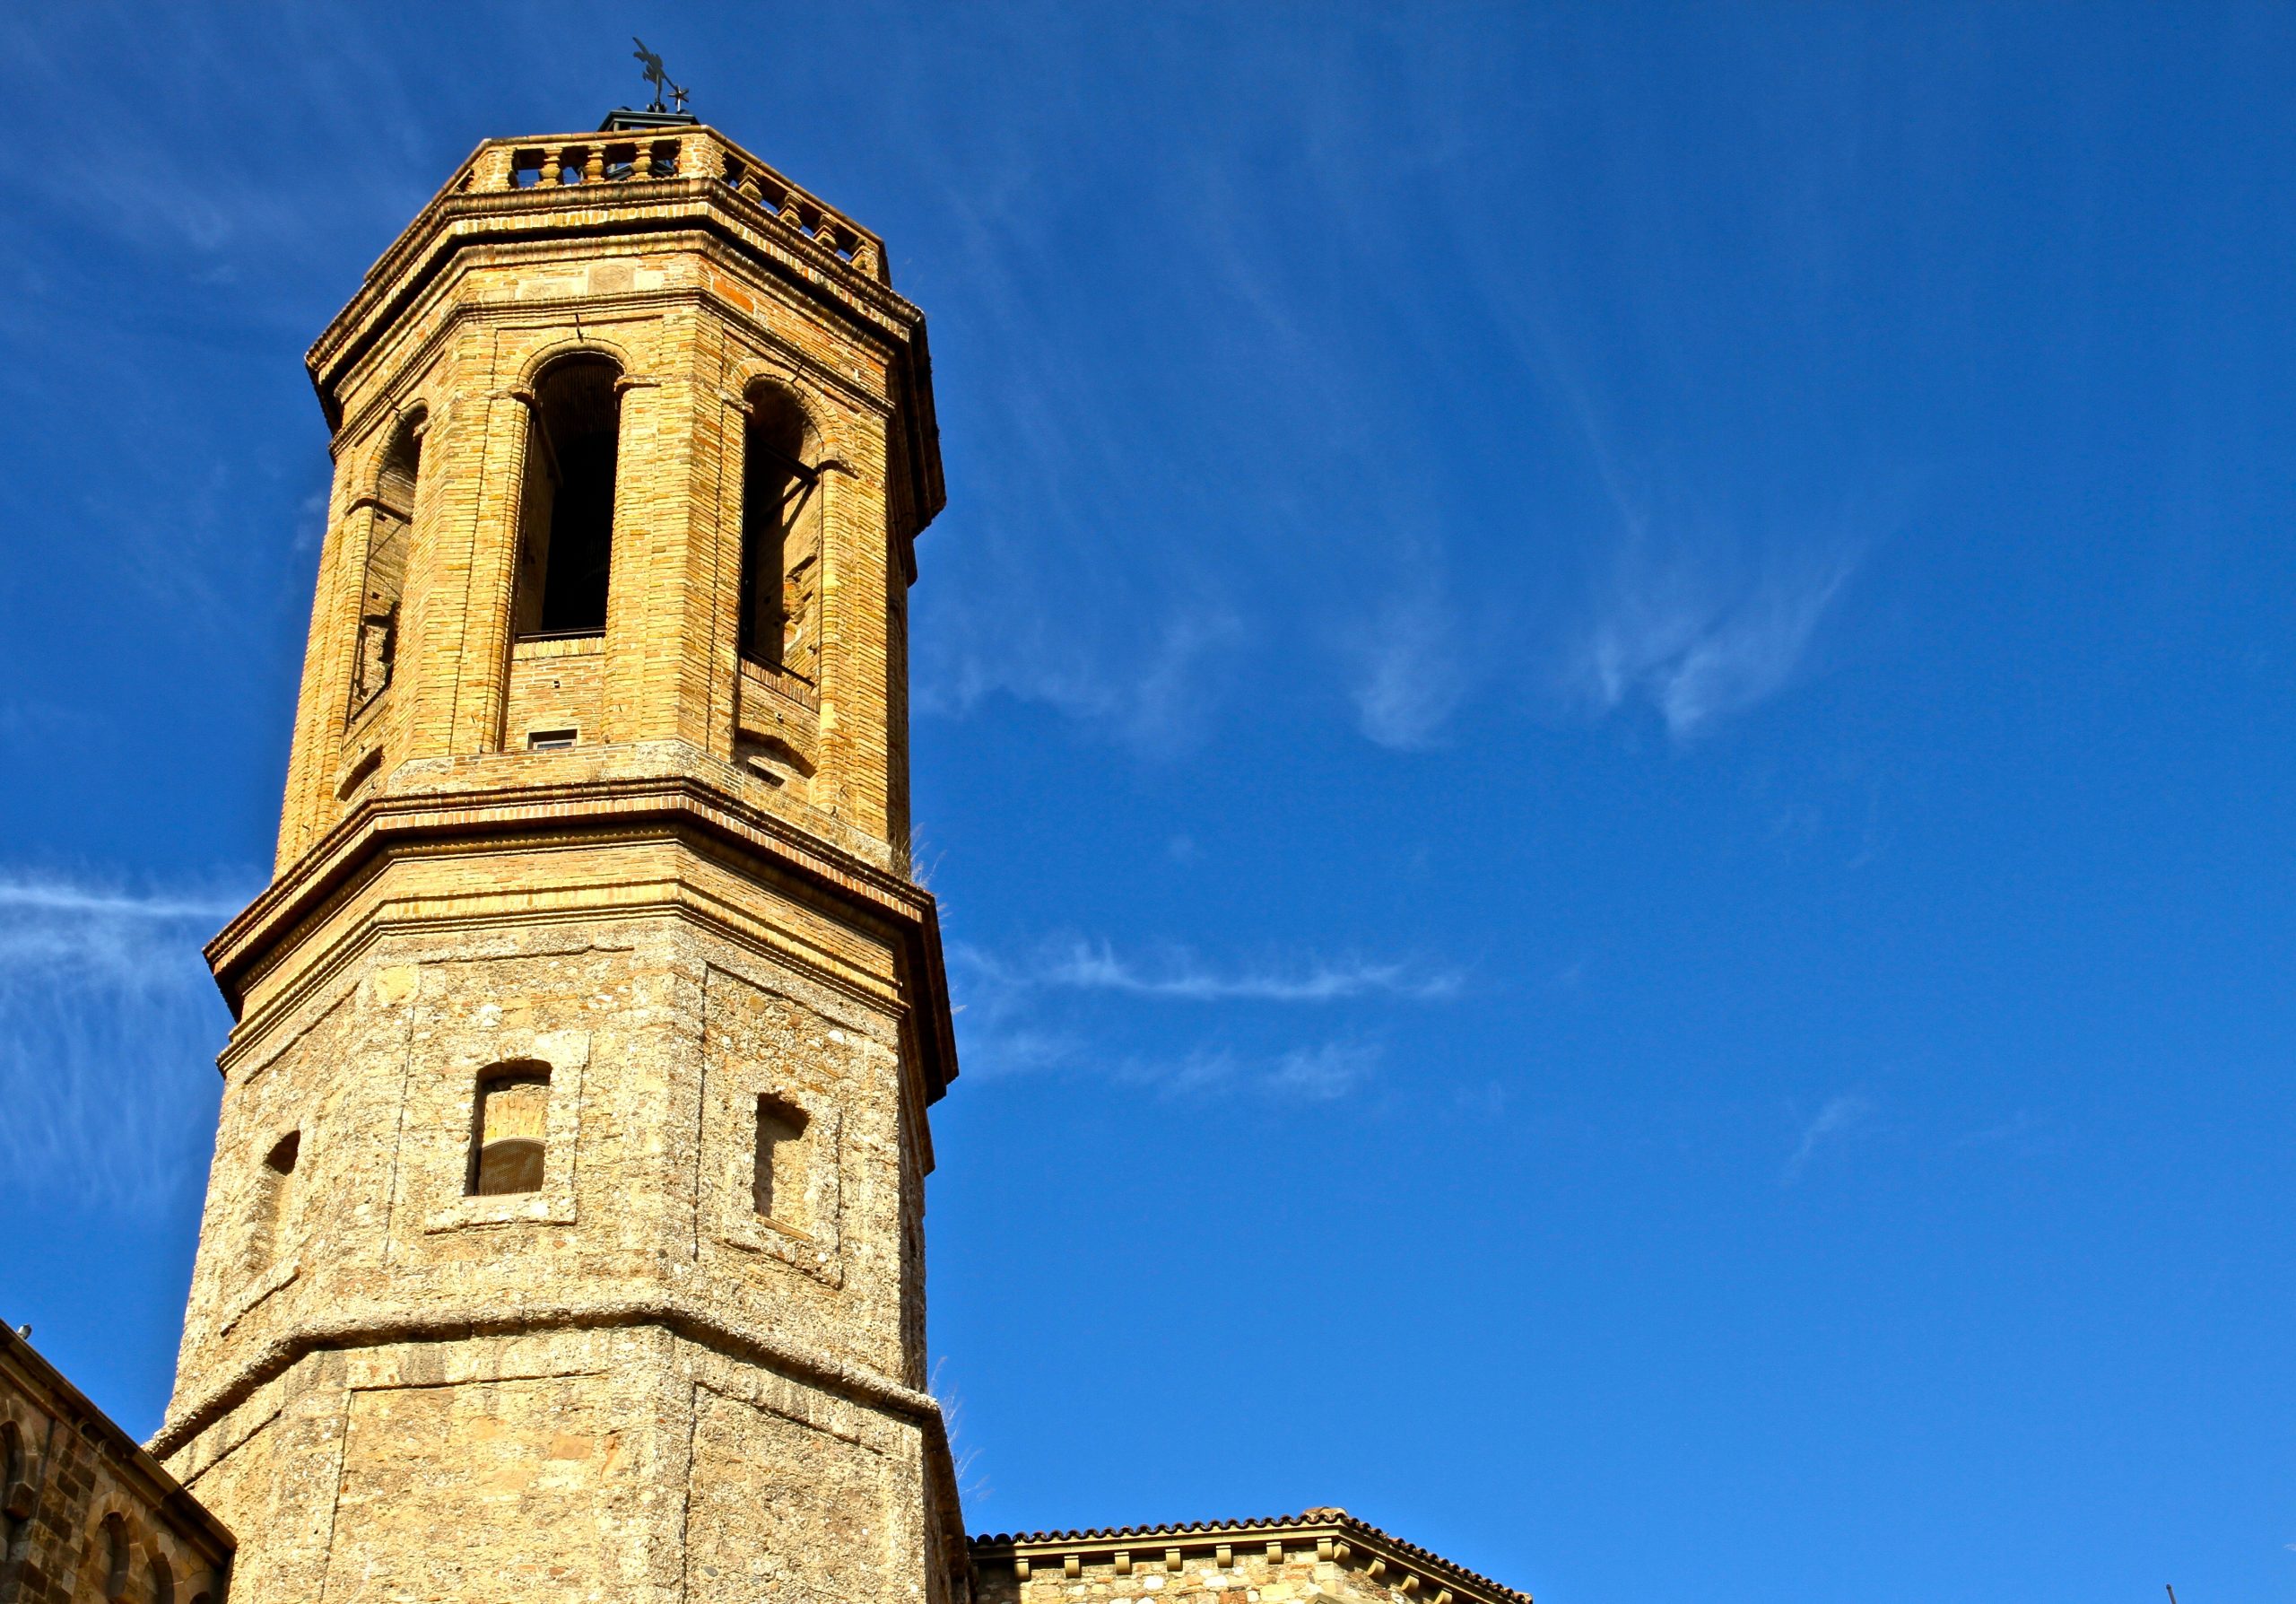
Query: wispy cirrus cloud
[
  {"left": 1780, "top": 1092, "right": 1874, "bottom": 1184},
  {"left": 947, "top": 937, "right": 1456, "bottom": 1098},
  {"left": 1124, "top": 1039, "right": 1385, "bottom": 1102},
  {"left": 0, "top": 870, "right": 248, "bottom": 1213},
  {"left": 919, "top": 606, "right": 1245, "bottom": 752},
  {"left": 958, "top": 1031, "right": 1385, "bottom": 1103},
  {"left": 961, "top": 937, "right": 1465, "bottom": 1004},
  {"left": 0, "top": 880, "right": 243, "bottom": 927},
  {"left": 1573, "top": 535, "right": 1862, "bottom": 742},
  {"left": 1350, "top": 572, "right": 1478, "bottom": 752}
]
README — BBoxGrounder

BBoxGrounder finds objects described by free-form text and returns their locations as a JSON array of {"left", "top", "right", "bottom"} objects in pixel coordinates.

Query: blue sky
[{"left": 3, "top": 4, "right": 2293, "bottom": 1600}]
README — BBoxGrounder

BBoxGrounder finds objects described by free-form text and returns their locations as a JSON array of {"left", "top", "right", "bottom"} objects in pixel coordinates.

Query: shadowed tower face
[{"left": 157, "top": 116, "right": 962, "bottom": 1604}]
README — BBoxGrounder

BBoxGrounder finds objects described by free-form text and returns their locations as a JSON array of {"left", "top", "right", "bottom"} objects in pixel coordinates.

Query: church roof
[{"left": 969, "top": 1508, "right": 1531, "bottom": 1604}]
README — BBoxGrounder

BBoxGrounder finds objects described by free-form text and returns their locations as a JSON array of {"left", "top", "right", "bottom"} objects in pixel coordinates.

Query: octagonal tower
[{"left": 154, "top": 114, "right": 964, "bottom": 1604}]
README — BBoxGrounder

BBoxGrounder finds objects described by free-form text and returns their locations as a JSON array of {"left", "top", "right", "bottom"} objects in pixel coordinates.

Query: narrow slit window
[
  {"left": 244, "top": 1129, "right": 300, "bottom": 1272},
  {"left": 471, "top": 1064, "right": 551, "bottom": 1196},
  {"left": 352, "top": 418, "right": 422, "bottom": 710},
  {"left": 2, "top": 1420, "right": 28, "bottom": 1536},
  {"left": 515, "top": 358, "right": 622, "bottom": 640},
  {"left": 737, "top": 388, "right": 822, "bottom": 681},
  {"left": 752, "top": 1094, "right": 810, "bottom": 1229}
]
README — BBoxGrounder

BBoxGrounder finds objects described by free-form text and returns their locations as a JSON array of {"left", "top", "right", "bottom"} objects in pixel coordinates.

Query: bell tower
[{"left": 154, "top": 111, "right": 964, "bottom": 1603}]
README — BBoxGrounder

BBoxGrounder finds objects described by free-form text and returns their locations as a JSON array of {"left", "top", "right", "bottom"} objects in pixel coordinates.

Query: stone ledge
[
  {"left": 206, "top": 754, "right": 959, "bottom": 1103},
  {"left": 2, "top": 1324, "right": 237, "bottom": 1567},
  {"left": 151, "top": 1291, "right": 944, "bottom": 1463}
]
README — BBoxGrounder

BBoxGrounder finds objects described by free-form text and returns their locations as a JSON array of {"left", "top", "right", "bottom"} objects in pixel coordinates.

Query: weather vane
[{"left": 631, "top": 37, "right": 690, "bottom": 115}]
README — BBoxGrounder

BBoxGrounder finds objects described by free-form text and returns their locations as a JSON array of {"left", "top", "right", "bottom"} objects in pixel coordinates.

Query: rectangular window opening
[
  {"left": 752, "top": 1094, "right": 811, "bottom": 1229},
  {"left": 471, "top": 1065, "right": 552, "bottom": 1196},
  {"left": 526, "top": 728, "right": 578, "bottom": 752}
]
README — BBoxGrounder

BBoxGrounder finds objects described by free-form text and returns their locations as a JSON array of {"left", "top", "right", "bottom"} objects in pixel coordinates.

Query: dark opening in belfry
[
  {"left": 738, "top": 385, "right": 822, "bottom": 680},
  {"left": 516, "top": 357, "right": 622, "bottom": 638},
  {"left": 2, "top": 1419, "right": 26, "bottom": 1542}
]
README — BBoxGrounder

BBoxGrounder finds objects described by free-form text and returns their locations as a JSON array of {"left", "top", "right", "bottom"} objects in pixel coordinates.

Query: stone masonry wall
[
  {"left": 0, "top": 1325, "right": 231, "bottom": 1604},
  {"left": 970, "top": 1514, "right": 1531, "bottom": 1604},
  {"left": 159, "top": 121, "right": 962, "bottom": 1604}
]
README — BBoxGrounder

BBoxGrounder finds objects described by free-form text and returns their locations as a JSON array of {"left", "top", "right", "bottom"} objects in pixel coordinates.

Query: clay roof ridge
[
  {"left": 968, "top": 1508, "right": 1528, "bottom": 1604},
  {"left": 969, "top": 1509, "right": 1330, "bottom": 1544},
  {"left": 1331, "top": 1510, "right": 1530, "bottom": 1601}
]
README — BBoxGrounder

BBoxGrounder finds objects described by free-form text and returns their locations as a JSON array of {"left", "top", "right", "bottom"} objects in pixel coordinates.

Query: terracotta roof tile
[{"left": 968, "top": 1508, "right": 1529, "bottom": 1604}]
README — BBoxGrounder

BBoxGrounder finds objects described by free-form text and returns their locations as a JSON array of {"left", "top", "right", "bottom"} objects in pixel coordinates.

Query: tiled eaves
[{"left": 969, "top": 1509, "right": 1530, "bottom": 1604}]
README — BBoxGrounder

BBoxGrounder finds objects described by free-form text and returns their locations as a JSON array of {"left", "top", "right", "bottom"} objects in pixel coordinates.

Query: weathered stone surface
[{"left": 154, "top": 118, "right": 964, "bottom": 1604}]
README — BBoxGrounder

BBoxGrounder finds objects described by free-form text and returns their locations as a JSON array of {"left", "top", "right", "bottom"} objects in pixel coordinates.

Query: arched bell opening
[
  {"left": 515, "top": 357, "right": 623, "bottom": 640},
  {"left": 350, "top": 412, "right": 424, "bottom": 712},
  {"left": 737, "top": 383, "right": 824, "bottom": 683}
]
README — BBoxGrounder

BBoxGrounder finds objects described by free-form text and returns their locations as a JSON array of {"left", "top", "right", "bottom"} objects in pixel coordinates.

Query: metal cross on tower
[{"left": 631, "top": 36, "right": 689, "bottom": 114}]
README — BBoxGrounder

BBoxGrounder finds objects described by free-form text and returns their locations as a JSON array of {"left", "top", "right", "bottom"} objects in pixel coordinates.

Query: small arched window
[
  {"left": 515, "top": 357, "right": 622, "bottom": 640},
  {"left": 470, "top": 1063, "right": 551, "bottom": 1196},
  {"left": 352, "top": 415, "right": 422, "bottom": 710},
  {"left": 150, "top": 1552, "right": 177, "bottom": 1604},
  {"left": 738, "top": 386, "right": 823, "bottom": 682},
  {"left": 100, "top": 1512, "right": 130, "bottom": 1600}
]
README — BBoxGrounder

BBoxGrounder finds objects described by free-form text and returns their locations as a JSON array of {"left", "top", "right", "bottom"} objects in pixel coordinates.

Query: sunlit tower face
[{"left": 154, "top": 109, "right": 964, "bottom": 1604}]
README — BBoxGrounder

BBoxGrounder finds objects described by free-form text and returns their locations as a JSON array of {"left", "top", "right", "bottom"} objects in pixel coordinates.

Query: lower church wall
[{"left": 0, "top": 1326, "right": 231, "bottom": 1604}]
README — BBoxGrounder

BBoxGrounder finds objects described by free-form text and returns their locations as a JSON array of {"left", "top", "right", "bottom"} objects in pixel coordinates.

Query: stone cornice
[
  {"left": 148, "top": 1290, "right": 944, "bottom": 1465},
  {"left": 206, "top": 763, "right": 960, "bottom": 1104},
  {"left": 327, "top": 272, "right": 900, "bottom": 469},
  {"left": 311, "top": 132, "right": 909, "bottom": 379},
  {"left": 303, "top": 126, "right": 943, "bottom": 531},
  {"left": 310, "top": 184, "right": 919, "bottom": 394},
  {"left": 970, "top": 1512, "right": 1531, "bottom": 1604}
]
